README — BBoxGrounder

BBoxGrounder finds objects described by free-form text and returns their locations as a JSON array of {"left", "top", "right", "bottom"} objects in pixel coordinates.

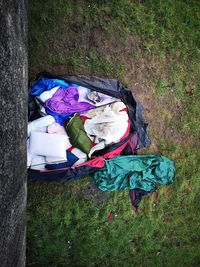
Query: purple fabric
[
  {"left": 45, "top": 86, "right": 95, "bottom": 114},
  {"left": 129, "top": 189, "right": 156, "bottom": 210}
]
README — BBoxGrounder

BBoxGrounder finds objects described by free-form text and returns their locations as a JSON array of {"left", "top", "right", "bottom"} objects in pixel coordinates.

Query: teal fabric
[{"left": 92, "top": 155, "right": 175, "bottom": 191}]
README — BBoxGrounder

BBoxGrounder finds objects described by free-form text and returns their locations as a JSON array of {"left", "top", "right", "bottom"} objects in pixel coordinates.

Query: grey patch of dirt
[{"left": 79, "top": 182, "right": 109, "bottom": 206}]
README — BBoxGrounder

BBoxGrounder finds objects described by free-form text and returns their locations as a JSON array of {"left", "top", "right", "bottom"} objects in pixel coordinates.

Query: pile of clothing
[
  {"left": 27, "top": 78, "right": 130, "bottom": 170},
  {"left": 28, "top": 75, "right": 175, "bottom": 211}
]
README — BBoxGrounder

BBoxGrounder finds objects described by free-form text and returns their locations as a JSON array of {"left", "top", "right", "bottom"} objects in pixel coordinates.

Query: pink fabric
[
  {"left": 128, "top": 134, "right": 138, "bottom": 153},
  {"left": 103, "top": 142, "right": 129, "bottom": 159},
  {"left": 84, "top": 157, "right": 105, "bottom": 168},
  {"left": 48, "top": 122, "right": 68, "bottom": 136}
]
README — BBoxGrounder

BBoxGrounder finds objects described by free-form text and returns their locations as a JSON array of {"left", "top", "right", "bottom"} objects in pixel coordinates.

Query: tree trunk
[{"left": 0, "top": 0, "right": 27, "bottom": 266}]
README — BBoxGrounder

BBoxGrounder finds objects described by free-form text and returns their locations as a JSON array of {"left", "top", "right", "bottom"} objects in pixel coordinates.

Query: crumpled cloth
[
  {"left": 37, "top": 86, "right": 60, "bottom": 103},
  {"left": 84, "top": 101, "right": 126, "bottom": 118},
  {"left": 45, "top": 86, "right": 94, "bottom": 114},
  {"left": 92, "top": 155, "right": 175, "bottom": 191},
  {"left": 28, "top": 115, "right": 55, "bottom": 137},
  {"left": 30, "top": 78, "right": 69, "bottom": 96},
  {"left": 84, "top": 103, "right": 128, "bottom": 145}
]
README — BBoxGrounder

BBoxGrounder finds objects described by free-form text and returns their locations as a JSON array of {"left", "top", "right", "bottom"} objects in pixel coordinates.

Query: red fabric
[
  {"left": 108, "top": 212, "right": 113, "bottom": 221},
  {"left": 120, "top": 107, "right": 128, "bottom": 112},
  {"left": 67, "top": 146, "right": 73, "bottom": 152},
  {"left": 81, "top": 116, "right": 88, "bottom": 123},
  {"left": 103, "top": 142, "right": 128, "bottom": 159},
  {"left": 90, "top": 141, "right": 96, "bottom": 148},
  {"left": 82, "top": 157, "right": 105, "bottom": 168}
]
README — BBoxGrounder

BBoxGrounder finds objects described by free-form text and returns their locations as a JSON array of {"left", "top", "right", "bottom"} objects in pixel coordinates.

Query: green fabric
[
  {"left": 92, "top": 155, "right": 175, "bottom": 191},
  {"left": 66, "top": 113, "right": 92, "bottom": 154}
]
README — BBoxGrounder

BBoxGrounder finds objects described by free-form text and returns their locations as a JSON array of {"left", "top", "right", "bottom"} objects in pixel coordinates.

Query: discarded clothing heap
[
  {"left": 28, "top": 75, "right": 175, "bottom": 211},
  {"left": 27, "top": 77, "right": 129, "bottom": 170}
]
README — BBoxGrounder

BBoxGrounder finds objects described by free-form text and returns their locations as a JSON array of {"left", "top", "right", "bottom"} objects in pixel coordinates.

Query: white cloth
[
  {"left": 30, "top": 155, "right": 46, "bottom": 170},
  {"left": 37, "top": 86, "right": 60, "bottom": 102},
  {"left": 28, "top": 115, "right": 55, "bottom": 137},
  {"left": 71, "top": 148, "right": 87, "bottom": 166},
  {"left": 40, "top": 107, "right": 47, "bottom": 115},
  {"left": 27, "top": 139, "right": 32, "bottom": 168},
  {"left": 84, "top": 101, "right": 126, "bottom": 118},
  {"left": 35, "top": 98, "right": 47, "bottom": 116},
  {"left": 84, "top": 105, "right": 106, "bottom": 118},
  {"left": 84, "top": 104, "right": 128, "bottom": 145},
  {"left": 88, "top": 141, "right": 105, "bottom": 158},
  {"left": 45, "top": 122, "right": 71, "bottom": 163},
  {"left": 45, "top": 156, "right": 68, "bottom": 163},
  {"left": 110, "top": 101, "right": 126, "bottom": 113},
  {"left": 29, "top": 131, "right": 69, "bottom": 160},
  {"left": 77, "top": 86, "right": 119, "bottom": 108}
]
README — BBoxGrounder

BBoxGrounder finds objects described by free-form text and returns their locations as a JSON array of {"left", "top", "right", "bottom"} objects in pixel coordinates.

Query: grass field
[{"left": 28, "top": 1, "right": 200, "bottom": 266}]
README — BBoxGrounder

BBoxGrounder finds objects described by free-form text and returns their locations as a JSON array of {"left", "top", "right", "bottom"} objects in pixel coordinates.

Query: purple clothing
[{"left": 45, "top": 86, "right": 95, "bottom": 114}]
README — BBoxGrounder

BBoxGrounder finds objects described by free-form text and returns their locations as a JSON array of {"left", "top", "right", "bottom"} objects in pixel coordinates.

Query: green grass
[{"left": 28, "top": 0, "right": 200, "bottom": 266}]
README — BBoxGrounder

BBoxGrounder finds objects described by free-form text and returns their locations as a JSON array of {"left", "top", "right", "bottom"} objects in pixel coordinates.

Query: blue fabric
[
  {"left": 45, "top": 107, "right": 71, "bottom": 125},
  {"left": 45, "top": 151, "right": 79, "bottom": 170},
  {"left": 30, "top": 78, "right": 69, "bottom": 96}
]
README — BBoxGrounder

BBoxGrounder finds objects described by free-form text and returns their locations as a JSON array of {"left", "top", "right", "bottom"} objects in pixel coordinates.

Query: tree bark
[{"left": 0, "top": 0, "right": 27, "bottom": 266}]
